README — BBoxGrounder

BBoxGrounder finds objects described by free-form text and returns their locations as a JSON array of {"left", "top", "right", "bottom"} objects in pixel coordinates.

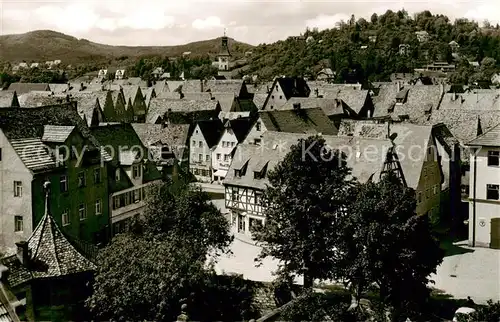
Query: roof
[
  {"left": 203, "top": 80, "right": 245, "bottom": 96},
  {"left": 280, "top": 97, "right": 344, "bottom": 116},
  {"left": 68, "top": 92, "right": 105, "bottom": 126},
  {"left": 275, "top": 77, "right": 310, "bottom": 100},
  {"left": 48, "top": 83, "right": 70, "bottom": 93},
  {"left": 9, "top": 138, "right": 56, "bottom": 172},
  {"left": 0, "top": 91, "right": 18, "bottom": 107},
  {"left": 0, "top": 186, "right": 96, "bottom": 288},
  {"left": 141, "top": 87, "right": 155, "bottom": 107},
  {"left": 467, "top": 122, "right": 500, "bottom": 146},
  {"left": 321, "top": 89, "right": 369, "bottom": 114},
  {"left": 197, "top": 119, "right": 224, "bottom": 148},
  {"left": 121, "top": 85, "right": 141, "bottom": 106},
  {"left": 212, "top": 93, "right": 236, "bottom": 112},
  {"left": 253, "top": 93, "right": 268, "bottom": 109},
  {"left": 337, "top": 120, "right": 434, "bottom": 189},
  {"left": 131, "top": 123, "right": 190, "bottom": 161},
  {"left": 27, "top": 188, "right": 97, "bottom": 280},
  {"left": 0, "top": 104, "right": 109, "bottom": 165},
  {"left": 440, "top": 89, "right": 500, "bottom": 111},
  {"left": 7, "top": 83, "right": 50, "bottom": 94},
  {"left": 147, "top": 98, "right": 220, "bottom": 123},
  {"left": 226, "top": 118, "right": 254, "bottom": 142},
  {"left": 41, "top": 125, "right": 75, "bottom": 143},
  {"left": 17, "top": 92, "right": 66, "bottom": 108},
  {"left": 224, "top": 131, "right": 391, "bottom": 190},
  {"left": 258, "top": 108, "right": 338, "bottom": 135},
  {"left": 154, "top": 81, "right": 170, "bottom": 94}
]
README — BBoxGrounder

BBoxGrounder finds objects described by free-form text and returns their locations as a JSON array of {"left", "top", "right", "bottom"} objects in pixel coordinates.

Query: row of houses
[{"left": 11, "top": 60, "right": 61, "bottom": 72}]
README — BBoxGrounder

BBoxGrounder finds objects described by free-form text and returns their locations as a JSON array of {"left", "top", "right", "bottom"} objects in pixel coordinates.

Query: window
[
  {"left": 254, "top": 171, "right": 265, "bottom": 179},
  {"left": 62, "top": 210, "right": 70, "bottom": 226},
  {"left": 60, "top": 175, "right": 68, "bottom": 192},
  {"left": 426, "top": 189, "right": 430, "bottom": 199},
  {"left": 132, "top": 165, "right": 141, "bottom": 179},
  {"left": 198, "top": 154, "right": 203, "bottom": 162},
  {"left": 199, "top": 141, "right": 202, "bottom": 148},
  {"left": 231, "top": 142, "right": 235, "bottom": 147},
  {"left": 254, "top": 138, "right": 261, "bottom": 145},
  {"left": 487, "top": 184, "right": 499, "bottom": 200},
  {"left": 255, "top": 193, "right": 261, "bottom": 205},
  {"left": 13, "top": 181, "right": 22, "bottom": 197},
  {"left": 113, "top": 196, "right": 120, "bottom": 210},
  {"left": 433, "top": 185, "right": 438, "bottom": 195},
  {"left": 133, "top": 189, "right": 141, "bottom": 203},
  {"left": 417, "top": 192, "right": 422, "bottom": 203},
  {"left": 279, "top": 95, "right": 283, "bottom": 99},
  {"left": 234, "top": 169, "right": 241, "bottom": 177},
  {"left": 488, "top": 151, "right": 500, "bottom": 166},
  {"left": 256, "top": 122, "right": 261, "bottom": 131},
  {"left": 224, "top": 154, "right": 229, "bottom": 162},
  {"left": 232, "top": 189, "right": 239, "bottom": 201},
  {"left": 275, "top": 85, "right": 278, "bottom": 91},
  {"left": 206, "top": 154, "right": 210, "bottom": 162},
  {"left": 77, "top": 172, "right": 86, "bottom": 187},
  {"left": 217, "top": 153, "right": 221, "bottom": 160},
  {"left": 115, "top": 169, "right": 121, "bottom": 181},
  {"left": 271, "top": 95, "right": 274, "bottom": 99},
  {"left": 192, "top": 140, "right": 196, "bottom": 146},
  {"left": 14, "top": 216, "right": 23, "bottom": 232},
  {"left": 78, "top": 204, "right": 86, "bottom": 220},
  {"left": 0, "top": 148, "right": 2, "bottom": 161},
  {"left": 95, "top": 199, "right": 102, "bottom": 215},
  {"left": 94, "top": 168, "right": 101, "bottom": 183}
]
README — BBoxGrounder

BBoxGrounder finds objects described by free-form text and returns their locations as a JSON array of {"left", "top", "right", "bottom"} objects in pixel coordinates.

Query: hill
[
  {"left": 0, "top": 30, "right": 253, "bottom": 63},
  {"left": 245, "top": 10, "right": 500, "bottom": 84}
]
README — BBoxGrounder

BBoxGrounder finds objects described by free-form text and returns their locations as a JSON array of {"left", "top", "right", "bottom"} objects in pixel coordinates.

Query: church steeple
[{"left": 218, "top": 29, "right": 231, "bottom": 72}]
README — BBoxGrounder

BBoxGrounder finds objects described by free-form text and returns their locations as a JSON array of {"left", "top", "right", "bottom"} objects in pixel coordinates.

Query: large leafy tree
[
  {"left": 337, "top": 173, "right": 444, "bottom": 321},
  {"left": 253, "top": 136, "right": 355, "bottom": 289},
  {"left": 87, "top": 182, "right": 234, "bottom": 321}
]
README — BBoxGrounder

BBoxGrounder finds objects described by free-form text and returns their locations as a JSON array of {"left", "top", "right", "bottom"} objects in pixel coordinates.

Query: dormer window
[
  {"left": 254, "top": 170, "right": 265, "bottom": 179},
  {"left": 256, "top": 121, "right": 261, "bottom": 131},
  {"left": 234, "top": 160, "right": 249, "bottom": 178},
  {"left": 395, "top": 88, "right": 409, "bottom": 104},
  {"left": 132, "top": 164, "right": 142, "bottom": 179}
]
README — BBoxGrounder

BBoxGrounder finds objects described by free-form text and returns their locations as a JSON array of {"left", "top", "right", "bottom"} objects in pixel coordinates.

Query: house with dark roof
[
  {"left": 261, "top": 77, "right": 310, "bottom": 110},
  {"left": 338, "top": 120, "right": 453, "bottom": 218},
  {"left": 189, "top": 119, "right": 224, "bottom": 183},
  {"left": 0, "top": 91, "right": 20, "bottom": 108},
  {"left": 68, "top": 92, "right": 106, "bottom": 127},
  {"left": 211, "top": 118, "right": 253, "bottom": 184},
  {"left": 243, "top": 107, "right": 337, "bottom": 146},
  {"left": 147, "top": 98, "right": 222, "bottom": 125},
  {"left": 7, "top": 83, "right": 50, "bottom": 95},
  {"left": 0, "top": 182, "right": 96, "bottom": 321},
  {"left": 0, "top": 104, "right": 111, "bottom": 255},
  {"left": 466, "top": 123, "right": 500, "bottom": 248},
  {"left": 122, "top": 85, "right": 148, "bottom": 122},
  {"left": 91, "top": 123, "right": 163, "bottom": 235},
  {"left": 223, "top": 131, "right": 402, "bottom": 235},
  {"left": 131, "top": 123, "right": 190, "bottom": 181}
]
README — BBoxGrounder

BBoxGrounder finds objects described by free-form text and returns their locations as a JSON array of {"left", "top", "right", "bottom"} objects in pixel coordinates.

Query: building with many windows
[
  {"left": 466, "top": 123, "right": 500, "bottom": 248},
  {"left": 0, "top": 104, "right": 111, "bottom": 254},
  {"left": 189, "top": 119, "right": 224, "bottom": 182}
]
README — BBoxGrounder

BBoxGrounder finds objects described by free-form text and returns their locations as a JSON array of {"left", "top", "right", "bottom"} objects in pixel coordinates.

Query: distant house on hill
[
  {"left": 316, "top": 68, "right": 335, "bottom": 82},
  {"left": 415, "top": 30, "right": 430, "bottom": 42}
]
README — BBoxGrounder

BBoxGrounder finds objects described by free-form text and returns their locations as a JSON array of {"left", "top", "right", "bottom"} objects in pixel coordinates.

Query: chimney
[
  {"left": 15, "top": 241, "right": 30, "bottom": 266},
  {"left": 396, "top": 81, "right": 401, "bottom": 92}
]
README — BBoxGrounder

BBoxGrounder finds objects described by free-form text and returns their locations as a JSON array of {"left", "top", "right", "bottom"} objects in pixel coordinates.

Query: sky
[{"left": 1, "top": 0, "right": 500, "bottom": 46}]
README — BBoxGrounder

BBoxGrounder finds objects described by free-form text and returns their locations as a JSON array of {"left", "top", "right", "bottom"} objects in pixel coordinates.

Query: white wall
[
  {"left": 263, "top": 82, "right": 288, "bottom": 110},
  {"left": 212, "top": 129, "right": 237, "bottom": 181},
  {"left": 468, "top": 147, "right": 500, "bottom": 247},
  {"left": 0, "top": 130, "right": 34, "bottom": 255},
  {"left": 242, "top": 117, "right": 267, "bottom": 145},
  {"left": 189, "top": 124, "right": 212, "bottom": 182}
]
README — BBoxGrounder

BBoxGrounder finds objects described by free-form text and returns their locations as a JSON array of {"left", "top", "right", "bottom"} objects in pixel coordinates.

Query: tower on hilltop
[{"left": 217, "top": 28, "right": 231, "bottom": 72}]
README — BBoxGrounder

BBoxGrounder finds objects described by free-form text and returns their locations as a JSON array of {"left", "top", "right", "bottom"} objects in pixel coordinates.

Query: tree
[
  {"left": 87, "top": 182, "right": 234, "bottom": 321},
  {"left": 252, "top": 136, "right": 355, "bottom": 289},
  {"left": 142, "top": 182, "right": 233, "bottom": 257},
  {"left": 337, "top": 173, "right": 444, "bottom": 321}
]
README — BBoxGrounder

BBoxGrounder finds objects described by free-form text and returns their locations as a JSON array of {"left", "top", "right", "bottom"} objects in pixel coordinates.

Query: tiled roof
[
  {"left": 141, "top": 87, "right": 155, "bottom": 107},
  {"left": 224, "top": 131, "right": 391, "bottom": 190},
  {"left": 279, "top": 97, "right": 344, "bottom": 116},
  {"left": 321, "top": 89, "right": 369, "bottom": 114},
  {"left": 219, "top": 111, "right": 251, "bottom": 120},
  {"left": 0, "top": 91, "right": 18, "bottom": 107},
  {"left": 131, "top": 123, "right": 190, "bottom": 161},
  {"left": 183, "top": 80, "right": 203, "bottom": 93},
  {"left": 235, "top": 98, "right": 257, "bottom": 113},
  {"left": 41, "top": 125, "right": 75, "bottom": 143},
  {"left": 197, "top": 119, "right": 224, "bottom": 148},
  {"left": 203, "top": 80, "right": 245, "bottom": 96},
  {"left": 0, "top": 282, "right": 20, "bottom": 322},
  {"left": 68, "top": 92, "right": 103, "bottom": 126},
  {"left": 27, "top": 190, "right": 97, "bottom": 280},
  {"left": 440, "top": 89, "right": 500, "bottom": 111},
  {"left": 147, "top": 98, "right": 220, "bottom": 123},
  {"left": 17, "top": 92, "right": 66, "bottom": 108},
  {"left": 9, "top": 138, "right": 56, "bottom": 172},
  {"left": 48, "top": 83, "right": 70, "bottom": 93},
  {"left": 259, "top": 108, "right": 338, "bottom": 135},
  {"left": 275, "top": 77, "right": 310, "bottom": 99},
  {"left": 338, "top": 120, "right": 433, "bottom": 189},
  {"left": 372, "top": 83, "right": 399, "bottom": 117},
  {"left": 166, "top": 81, "right": 184, "bottom": 93},
  {"left": 157, "top": 91, "right": 183, "bottom": 99},
  {"left": 246, "top": 82, "right": 273, "bottom": 95},
  {"left": 212, "top": 93, "right": 236, "bottom": 112},
  {"left": 121, "top": 85, "right": 140, "bottom": 106},
  {"left": 226, "top": 118, "right": 254, "bottom": 142},
  {"left": 154, "top": 81, "right": 170, "bottom": 94},
  {"left": 467, "top": 122, "right": 500, "bottom": 146},
  {"left": 7, "top": 83, "right": 50, "bottom": 94},
  {"left": 0, "top": 104, "right": 107, "bottom": 159},
  {"left": 253, "top": 93, "right": 268, "bottom": 109},
  {"left": 425, "top": 109, "right": 500, "bottom": 144}
]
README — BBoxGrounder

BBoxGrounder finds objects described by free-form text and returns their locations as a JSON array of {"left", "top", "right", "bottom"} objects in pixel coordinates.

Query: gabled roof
[
  {"left": 440, "top": 89, "right": 500, "bottom": 111},
  {"left": 48, "top": 83, "right": 70, "bottom": 93},
  {"left": 0, "top": 91, "right": 18, "bottom": 107},
  {"left": 321, "top": 89, "right": 370, "bottom": 114},
  {"left": 253, "top": 93, "right": 268, "bottom": 109},
  {"left": 68, "top": 92, "right": 104, "bottom": 126},
  {"left": 131, "top": 123, "right": 190, "bottom": 161},
  {"left": 17, "top": 92, "right": 66, "bottom": 108},
  {"left": 280, "top": 97, "right": 344, "bottom": 116},
  {"left": 41, "top": 125, "right": 75, "bottom": 143},
  {"left": 147, "top": 98, "right": 220, "bottom": 123},
  {"left": 224, "top": 131, "right": 391, "bottom": 190},
  {"left": 9, "top": 138, "right": 56, "bottom": 172},
  {"left": 212, "top": 93, "right": 236, "bottom": 112},
  {"left": 203, "top": 80, "right": 245, "bottom": 96},
  {"left": 121, "top": 85, "right": 141, "bottom": 106},
  {"left": 275, "top": 77, "right": 310, "bottom": 100},
  {"left": 196, "top": 119, "right": 224, "bottom": 148},
  {"left": 258, "top": 108, "right": 338, "bottom": 135},
  {"left": 7, "top": 83, "right": 50, "bottom": 94},
  {"left": 467, "top": 122, "right": 500, "bottom": 147},
  {"left": 337, "top": 120, "right": 434, "bottom": 189},
  {"left": 226, "top": 118, "right": 253, "bottom": 143}
]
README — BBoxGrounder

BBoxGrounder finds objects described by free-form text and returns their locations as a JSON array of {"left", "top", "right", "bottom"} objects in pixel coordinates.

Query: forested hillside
[{"left": 246, "top": 10, "right": 500, "bottom": 84}]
